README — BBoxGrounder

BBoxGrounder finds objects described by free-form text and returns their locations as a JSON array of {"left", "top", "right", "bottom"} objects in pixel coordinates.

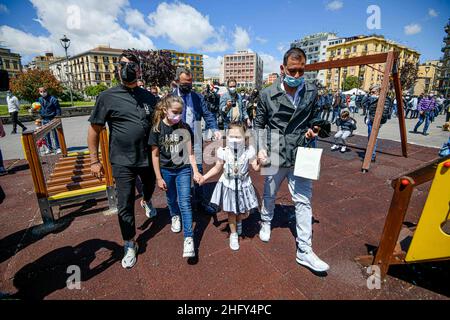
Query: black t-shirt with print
[
  {"left": 148, "top": 121, "right": 194, "bottom": 170},
  {"left": 88, "top": 85, "right": 157, "bottom": 167}
]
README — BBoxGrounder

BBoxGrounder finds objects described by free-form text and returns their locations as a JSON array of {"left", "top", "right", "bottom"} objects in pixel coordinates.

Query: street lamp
[{"left": 60, "top": 35, "right": 74, "bottom": 107}]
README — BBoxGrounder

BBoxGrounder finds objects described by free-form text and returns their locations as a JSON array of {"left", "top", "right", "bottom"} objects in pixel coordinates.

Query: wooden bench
[{"left": 21, "top": 118, "right": 116, "bottom": 225}]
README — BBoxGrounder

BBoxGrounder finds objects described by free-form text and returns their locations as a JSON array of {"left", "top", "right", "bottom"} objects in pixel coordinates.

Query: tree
[
  {"left": 398, "top": 61, "right": 418, "bottom": 92},
  {"left": 84, "top": 84, "right": 108, "bottom": 98},
  {"left": 9, "top": 69, "right": 63, "bottom": 102},
  {"left": 125, "top": 49, "right": 176, "bottom": 87},
  {"left": 342, "top": 76, "right": 360, "bottom": 91},
  {"left": 60, "top": 86, "right": 84, "bottom": 102}
]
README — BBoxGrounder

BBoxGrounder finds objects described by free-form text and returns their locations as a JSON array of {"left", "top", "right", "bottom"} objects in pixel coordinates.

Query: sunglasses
[{"left": 119, "top": 61, "right": 139, "bottom": 69}]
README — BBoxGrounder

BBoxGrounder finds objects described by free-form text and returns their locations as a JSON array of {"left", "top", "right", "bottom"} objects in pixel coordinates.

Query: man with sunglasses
[
  {"left": 88, "top": 51, "right": 158, "bottom": 269},
  {"left": 256, "top": 48, "right": 330, "bottom": 274}
]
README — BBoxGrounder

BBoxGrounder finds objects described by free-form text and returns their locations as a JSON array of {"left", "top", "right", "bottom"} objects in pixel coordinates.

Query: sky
[{"left": 0, "top": 0, "right": 448, "bottom": 78}]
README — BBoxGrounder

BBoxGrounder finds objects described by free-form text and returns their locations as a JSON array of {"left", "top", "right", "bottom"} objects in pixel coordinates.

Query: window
[
  {"left": 5, "top": 60, "right": 10, "bottom": 69},
  {"left": 13, "top": 61, "right": 18, "bottom": 70}
]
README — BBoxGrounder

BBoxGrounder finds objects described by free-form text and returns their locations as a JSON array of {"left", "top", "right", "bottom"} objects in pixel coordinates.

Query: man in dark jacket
[
  {"left": 172, "top": 67, "right": 221, "bottom": 215},
  {"left": 38, "top": 87, "right": 62, "bottom": 154},
  {"left": 255, "top": 48, "right": 330, "bottom": 274}
]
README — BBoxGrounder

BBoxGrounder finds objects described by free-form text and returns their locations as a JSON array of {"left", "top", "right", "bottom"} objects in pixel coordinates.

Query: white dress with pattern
[{"left": 210, "top": 146, "right": 259, "bottom": 214}]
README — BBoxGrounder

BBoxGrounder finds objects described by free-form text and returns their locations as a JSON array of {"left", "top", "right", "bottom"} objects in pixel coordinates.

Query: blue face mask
[{"left": 284, "top": 74, "right": 304, "bottom": 88}]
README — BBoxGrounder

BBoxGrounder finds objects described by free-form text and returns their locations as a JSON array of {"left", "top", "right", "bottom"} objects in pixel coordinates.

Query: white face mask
[
  {"left": 229, "top": 87, "right": 237, "bottom": 94},
  {"left": 40, "top": 92, "right": 48, "bottom": 98},
  {"left": 227, "top": 137, "right": 245, "bottom": 150}
]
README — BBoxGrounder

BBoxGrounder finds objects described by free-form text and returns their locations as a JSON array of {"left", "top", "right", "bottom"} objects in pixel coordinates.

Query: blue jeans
[
  {"left": 413, "top": 112, "right": 430, "bottom": 134},
  {"left": 42, "top": 118, "right": 60, "bottom": 150},
  {"left": 161, "top": 166, "right": 194, "bottom": 238},
  {"left": 367, "top": 121, "right": 378, "bottom": 160}
]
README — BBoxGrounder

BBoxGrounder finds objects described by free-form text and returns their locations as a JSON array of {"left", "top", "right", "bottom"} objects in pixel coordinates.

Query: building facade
[
  {"left": 266, "top": 72, "right": 279, "bottom": 85},
  {"left": 49, "top": 46, "right": 122, "bottom": 91},
  {"left": 0, "top": 48, "right": 23, "bottom": 78},
  {"left": 223, "top": 51, "right": 264, "bottom": 89},
  {"left": 324, "top": 36, "right": 420, "bottom": 92},
  {"left": 291, "top": 32, "right": 342, "bottom": 85},
  {"left": 413, "top": 60, "right": 442, "bottom": 96},
  {"left": 168, "top": 50, "right": 204, "bottom": 83},
  {"left": 438, "top": 19, "right": 450, "bottom": 97},
  {"left": 28, "top": 53, "right": 64, "bottom": 70}
]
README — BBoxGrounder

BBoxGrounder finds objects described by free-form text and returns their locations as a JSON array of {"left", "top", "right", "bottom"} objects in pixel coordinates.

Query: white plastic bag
[{"left": 294, "top": 147, "right": 323, "bottom": 180}]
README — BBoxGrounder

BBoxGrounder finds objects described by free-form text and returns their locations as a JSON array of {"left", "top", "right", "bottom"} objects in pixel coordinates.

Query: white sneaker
[
  {"left": 141, "top": 200, "right": 157, "bottom": 218},
  {"left": 171, "top": 215, "right": 181, "bottom": 233},
  {"left": 121, "top": 241, "right": 139, "bottom": 269},
  {"left": 44, "top": 148, "right": 52, "bottom": 155},
  {"left": 55, "top": 148, "right": 62, "bottom": 155},
  {"left": 259, "top": 221, "right": 271, "bottom": 243},
  {"left": 183, "top": 237, "right": 195, "bottom": 258},
  {"left": 340, "top": 146, "right": 347, "bottom": 153},
  {"left": 331, "top": 144, "right": 339, "bottom": 151},
  {"left": 229, "top": 232, "right": 239, "bottom": 251},
  {"left": 237, "top": 222, "right": 242, "bottom": 236},
  {"left": 296, "top": 250, "right": 330, "bottom": 272}
]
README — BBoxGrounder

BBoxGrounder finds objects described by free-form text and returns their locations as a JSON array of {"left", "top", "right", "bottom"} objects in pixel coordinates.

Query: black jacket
[{"left": 255, "top": 78, "right": 330, "bottom": 168}]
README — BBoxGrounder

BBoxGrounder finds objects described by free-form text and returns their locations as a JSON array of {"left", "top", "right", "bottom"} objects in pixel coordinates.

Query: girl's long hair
[{"left": 152, "top": 95, "right": 185, "bottom": 133}]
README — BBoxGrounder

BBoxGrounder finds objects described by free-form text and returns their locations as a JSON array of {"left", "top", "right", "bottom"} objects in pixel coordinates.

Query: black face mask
[
  {"left": 120, "top": 62, "right": 138, "bottom": 84},
  {"left": 179, "top": 84, "right": 192, "bottom": 95}
]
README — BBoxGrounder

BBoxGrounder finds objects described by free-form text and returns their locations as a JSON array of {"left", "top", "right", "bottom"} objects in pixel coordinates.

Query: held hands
[
  {"left": 305, "top": 126, "right": 320, "bottom": 140},
  {"left": 257, "top": 149, "right": 269, "bottom": 166},
  {"left": 193, "top": 172, "right": 205, "bottom": 186},
  {"left": 157, "top": 178, "right": 168, "bottom": 191}
]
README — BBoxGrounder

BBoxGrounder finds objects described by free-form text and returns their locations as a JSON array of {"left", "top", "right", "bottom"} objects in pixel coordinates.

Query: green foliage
[
  {"left": 9, "top": 69, "right": 63, "bottom": 102},
  {"left": 342, "top": 76, "right": 360, "bottom": 91},
  {"left": 60, "top": 87, "right": 85, "bottom": 102},
  {"left": 84, "top": 84, "right": 108, "bottom": 98}
]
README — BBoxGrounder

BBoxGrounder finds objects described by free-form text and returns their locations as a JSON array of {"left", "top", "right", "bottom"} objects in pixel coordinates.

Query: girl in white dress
[{"left": 199, "top": 122, "right": 260, "bottom": 251}]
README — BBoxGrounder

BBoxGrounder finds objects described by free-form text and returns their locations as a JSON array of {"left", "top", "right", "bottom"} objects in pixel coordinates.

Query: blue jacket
[
  {"left": 38, "top": 95, "right": 61, "bottom": 120},
  {"left": 172, "top": 89, "right": 218, "bottom": 131},
  {"left": 220, "top": 91, "right": 249, "bottom": 125}
]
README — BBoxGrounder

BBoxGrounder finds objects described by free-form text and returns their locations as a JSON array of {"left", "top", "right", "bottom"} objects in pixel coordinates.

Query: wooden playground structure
[
  {"left": 305, "top": 50, "right": 408, "bottom": 172},
  {"left": 355, "top": 155, "right": 450, "bottom": 280},
  {"left": 21, "top": 118, "right": 116, "bottom": 226}
]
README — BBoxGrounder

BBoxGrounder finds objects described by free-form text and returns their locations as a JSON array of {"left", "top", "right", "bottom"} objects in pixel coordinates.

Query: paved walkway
[{"left": 0, "top": 134, "right": 448, "bottom": 300}]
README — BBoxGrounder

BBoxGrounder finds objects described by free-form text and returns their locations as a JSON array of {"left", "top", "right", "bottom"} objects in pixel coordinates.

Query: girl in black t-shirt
[{"left": 149, "top": 96, "right": 202, "bottom": 259}]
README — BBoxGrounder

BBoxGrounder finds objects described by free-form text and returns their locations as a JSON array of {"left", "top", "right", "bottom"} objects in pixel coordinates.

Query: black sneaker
[
  {"left": 422, "top": 132, "right": 429, "bottom": 136},
  {"left": 10, "top": 131, "right": 17, "bottom": 134}
]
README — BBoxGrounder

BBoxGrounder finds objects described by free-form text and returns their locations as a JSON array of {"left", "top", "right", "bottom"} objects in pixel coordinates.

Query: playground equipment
[
  {"left": 21, "top": 118, "right": 117, "bottom": 227},
  {"left": 355, "top": 155, "right": 450, "bottom": 280},
  {"left": 305, "top": 51, "right": 408, "bottom": 172}
]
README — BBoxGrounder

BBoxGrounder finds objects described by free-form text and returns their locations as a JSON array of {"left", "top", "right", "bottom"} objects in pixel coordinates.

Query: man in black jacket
[{"left": 255, "top": 48, "right": 330, "bottom": 274}]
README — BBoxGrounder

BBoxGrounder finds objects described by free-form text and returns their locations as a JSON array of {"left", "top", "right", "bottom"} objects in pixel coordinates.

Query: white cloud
[
  {"left": 428, "top": 8, "right": 438, "bottom": 18},
  {"left": 404, "top": 23, "right": 422, "bottom": 35},
  {"left": 125, "top": 8, "right": 149, "bottom": 32},
  {"left": 260, "top": 53, "right": 281, "bottom": 78},
  {"left": 202, "top": 26, "right": 229, "bottom": 52},
  {"left": 203, "top": 55, "right": 223, "bottom": 77},
  {"left": 147, "top": 2, "right": 221, "bottom": 51},
  {"left": 0, "top": 25, "right": 54, "bottom": 55},
  {"left": 0, "top": 0, "right": 156, "bottom": 63},
  {"left": 233, "top": 26, "right": 251, "bottom": 51},
  {"left": 0, "top": 4, "right": 8, "bottom": 14},
  {"left": 326, "top": 1, "right": 343, "bottom": 11},
  {"left": 277, "top": 42, "right": 289, "bottom": 54},
  {"left": 255, "top": 37, "right": 268, "bottom": 44}
]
